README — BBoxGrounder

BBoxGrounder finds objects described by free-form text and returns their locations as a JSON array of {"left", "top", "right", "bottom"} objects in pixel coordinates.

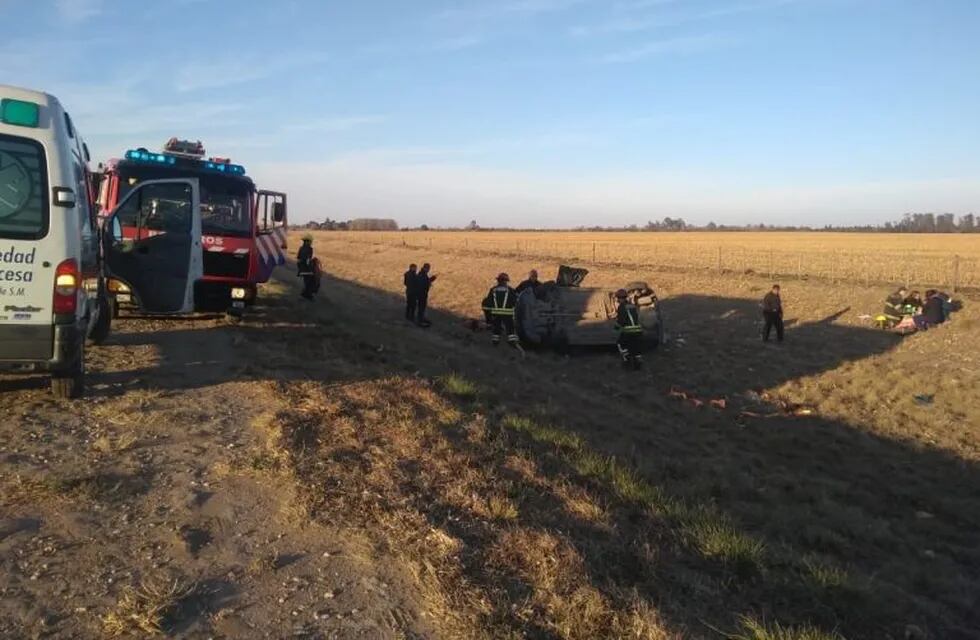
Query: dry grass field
[
  {"left": 291, "top": 229, "right": 979, "bottom": 639},
  {"left": 338, "top": 230, "right": 980, "bottom": 290},
  {"left": 2, "top": 230, "right": 977, "bottom": 638}
]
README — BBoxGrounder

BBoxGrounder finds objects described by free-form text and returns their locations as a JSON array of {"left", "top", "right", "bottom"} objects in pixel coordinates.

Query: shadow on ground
[{"left": 36, "top": 268, "right": 976, "bottom": 639}]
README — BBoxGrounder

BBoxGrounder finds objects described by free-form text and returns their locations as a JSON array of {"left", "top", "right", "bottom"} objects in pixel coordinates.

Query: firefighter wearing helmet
[
  {"left": 482, "top": 273, "right": 520, "bottom": 348},
  {"left": 297, "top": 234, "right": 317, "bottom": 300},
  {"left": 615, "top": 288, "right": 644, "bottom": 369}
]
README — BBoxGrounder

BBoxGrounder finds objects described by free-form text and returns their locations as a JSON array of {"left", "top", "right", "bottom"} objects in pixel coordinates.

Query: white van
[{"left": 0, "top": 85, "right": 203, "bottom": 398}]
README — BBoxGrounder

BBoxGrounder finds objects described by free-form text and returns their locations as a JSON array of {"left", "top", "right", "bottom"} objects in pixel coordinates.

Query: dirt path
[{"left": 0, "top": 292, "right": 434, "bottom": 639}]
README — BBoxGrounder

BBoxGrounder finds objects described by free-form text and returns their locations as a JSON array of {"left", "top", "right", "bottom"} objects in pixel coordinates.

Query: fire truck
[{"left": 94, "top": 138, "right": 287, "bottom": 317}]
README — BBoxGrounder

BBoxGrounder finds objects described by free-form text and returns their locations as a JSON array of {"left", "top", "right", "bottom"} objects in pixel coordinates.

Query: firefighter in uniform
[
  {"left": 615, "top": 288, "right": 644, "bottom": 369},
  {"left": 482, "top": 273, "right": 520, "bottom": 348},
  {"left": 297, "top": 235, "right": 316, "bottom": 300}
]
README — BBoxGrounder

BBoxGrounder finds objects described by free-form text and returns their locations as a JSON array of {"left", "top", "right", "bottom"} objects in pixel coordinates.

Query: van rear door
[
  {"left": 0, "top": 132, "right": 50, "bottom": 329},
  {"left": 103, "top": 179, "right": 202, "bottom": 313}
]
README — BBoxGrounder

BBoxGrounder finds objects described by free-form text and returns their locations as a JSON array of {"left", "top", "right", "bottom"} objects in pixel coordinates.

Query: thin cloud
[
  {"left": 598, "top": 33, "right": 733, "bottom": 63},
  {"left": 434, "top": 0, "right": 589, "bottom": 22},
  {"left": 430, "top": 35, "right": 487, "bottom": 51},
  {"left": 571, "top": 0, "right": 803, "bottom": 37},
  {"left": 174, "top": 52, "right": 329, "bottom": 93},
  {"left": 282, "top": 115, "right": 388, "bottom": 134},
  {"left": 55, "top": 0, "right": 104, "bottom": 23}
]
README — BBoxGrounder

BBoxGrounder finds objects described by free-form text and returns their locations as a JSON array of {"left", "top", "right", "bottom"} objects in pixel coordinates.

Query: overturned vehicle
[{"left": 515, "top": 266, "right": 665, "bottom": 349}]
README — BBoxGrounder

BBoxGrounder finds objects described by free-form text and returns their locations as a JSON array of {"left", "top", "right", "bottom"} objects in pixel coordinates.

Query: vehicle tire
[
  {"left": 88, "top": 293, "right": 112, "bottom": 345},
  {"left": 51, "top": 346, "right": 85, "bottom": 400},
  {"left": 226, "top": 309, "right": 243, "bottom": 325}
]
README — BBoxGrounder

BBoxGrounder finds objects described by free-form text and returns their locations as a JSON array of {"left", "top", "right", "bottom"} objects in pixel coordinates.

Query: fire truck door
[
  {"left": 257, "top": 190, "right": 287, "bottom": 234},
  {"left": 103, "top": 179, "right": 203, "bottom": 314}
]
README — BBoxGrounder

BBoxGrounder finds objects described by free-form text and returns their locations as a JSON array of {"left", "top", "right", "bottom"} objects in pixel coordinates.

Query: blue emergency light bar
[
  {"left": 124, "top": 148, "right": 246, "bottom": 175},
  {"left": 126, "top": 149, "right": 176, "bottom": 165}
]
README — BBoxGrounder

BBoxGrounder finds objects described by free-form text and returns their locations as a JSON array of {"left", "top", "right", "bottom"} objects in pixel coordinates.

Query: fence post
[
  {"left": 797, "top": 253, "right": 802, "bottom": 280},
  {"left": 952, "top": 254, "right": 960, "bottom": 293},
  {"left": 769, "top": 249, "right": 774, "bottom": 280},
  {"left": 592, "top": 242, "right": 596, "bottom": 263},
  {"left": 717, "top": 246, "right": 722, "bottom": 273}
]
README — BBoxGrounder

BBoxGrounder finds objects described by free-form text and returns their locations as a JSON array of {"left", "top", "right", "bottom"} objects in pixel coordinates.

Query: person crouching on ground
[
  {"left": 881, "top": 286, "right": 908, "bottom": 327},
  {"left": 614, "top": 289, "right": 644, "bottom": 369},
  {"left": 482, "top": 273, "right": 520, "bottom": 348},
  {"left": 762, "top": 284, "right": 784, "bottom": 342},
  {"left": 404, "top": 263, "right": 418, "bottom": 321},
  {"left": 297, "top": 235, "right": 317, "bottom": 300},
  {"left": 915, "top": 289, "right": 945, "bottom": 330},
  {"left": 516, "top": 269, "right": 541, "bottom": 296}
]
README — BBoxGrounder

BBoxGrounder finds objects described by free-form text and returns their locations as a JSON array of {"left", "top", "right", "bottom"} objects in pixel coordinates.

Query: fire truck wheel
[{"left": 225, "top": 309, "right": 244, "bottom": 324}]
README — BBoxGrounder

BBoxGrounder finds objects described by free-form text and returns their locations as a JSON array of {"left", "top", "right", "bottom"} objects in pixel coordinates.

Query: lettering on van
[{"left": 0, "top": 246, "right": 36, "bottom": 285}]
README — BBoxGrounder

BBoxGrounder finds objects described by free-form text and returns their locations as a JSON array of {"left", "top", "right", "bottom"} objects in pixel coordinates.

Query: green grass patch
[
  {"left": 730, "top": 615, "right": 845, "bottom": 640},
  {"left": 500, "top": 413, "right": 766, "bottom": 575},
  {"left": 801, "top": 556, "right": 849, "bottom": 590},
  {"left": 682, "top": 510, "right": 766, "bottom": 578},
  {"left": 439, "top": 373, "right": 480, "bottom": 399}
]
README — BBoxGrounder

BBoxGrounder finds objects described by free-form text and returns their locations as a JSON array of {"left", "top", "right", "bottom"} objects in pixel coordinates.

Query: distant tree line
[
  {"left": 302, "top": 218, "right": 398, "bottom": 231},
  {"left": 298, "top": 213, "right": 978, "bottom": 233}
]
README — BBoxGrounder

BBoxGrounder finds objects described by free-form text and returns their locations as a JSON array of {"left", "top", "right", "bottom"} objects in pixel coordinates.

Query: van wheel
[
  {"left": 89, "top": 294, "right": 113, "bottom": 345},
  {"left": 51, "top": 348, "right": 85, "bottom": 400}
]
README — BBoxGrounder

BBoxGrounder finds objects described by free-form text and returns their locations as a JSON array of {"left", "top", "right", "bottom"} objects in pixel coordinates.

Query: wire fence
[{"left": 326, "top": 232, "right": 980, "bottom": 292}]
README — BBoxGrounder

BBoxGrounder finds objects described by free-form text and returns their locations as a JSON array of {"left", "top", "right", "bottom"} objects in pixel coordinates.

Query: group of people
[
  {"left": 302, "top": 236, "right": 953, "bottom": 369},
  {"left": 403, "top": 263, "right": 437, "bottom": 327},
  {"left": 881, "top": 287, "right": 951, "bottom": 331},
  {"left": 477, "top": 269, "right": 647, "bottom": 369}
]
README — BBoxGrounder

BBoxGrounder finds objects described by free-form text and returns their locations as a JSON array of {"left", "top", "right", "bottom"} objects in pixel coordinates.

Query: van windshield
[
  {"left": 116, "top": 166, "right": 253, "bottom": 237},
  {"left": 0, "top": 134, "right": 48, "bottom": 240}
]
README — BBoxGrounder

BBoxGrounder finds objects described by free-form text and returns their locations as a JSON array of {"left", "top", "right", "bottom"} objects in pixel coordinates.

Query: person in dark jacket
[
  {"left": 404, "top": 263, "right": 418, "bottom": 321},
  {"left": 414, "top": 263, "right": 436, "bottom": 327},
  {"left": 761, "top": 284, "right": 783, "bottom": 342},
  {"left": 615, "top": 288, "right": 644, "bottom": 369},
  {"left": 882, "top": 287, "right": 908, "bottom": 326},
  {"left": 915, "top": 290, "right": 945, "bottom": 329},
  {"left": 482, "top": 273, "right": 519, "bottom": 348},
  {"left": 297, "top": 235, "right": 316, "bottom": 300},
  {"left": 515, "top": 269, "right": 541, "bottom": 296}
]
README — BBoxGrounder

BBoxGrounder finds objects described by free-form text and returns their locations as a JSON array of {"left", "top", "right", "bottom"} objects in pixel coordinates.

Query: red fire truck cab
[{"left": 94, "top": 138, "right": 287, "bottom": 317}]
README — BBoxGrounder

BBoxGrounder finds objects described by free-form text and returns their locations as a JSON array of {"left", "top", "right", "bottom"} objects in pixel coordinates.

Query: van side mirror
[{"left": 272, "top": 202, "right": 285, "bottom": 223}]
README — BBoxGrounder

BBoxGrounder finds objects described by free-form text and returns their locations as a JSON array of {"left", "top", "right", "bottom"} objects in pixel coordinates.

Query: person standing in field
[
  {"left": 404, "top": 263, "right": 418, "bottom": 321},
  {"left": 761, "top": 284, "right": 784, "bottom": 342},
  {"left": 414, "top": 263, "right": 436, "bottom": 327},
  {"left": 297, "top": 235, "right": 317, "bottom": 301},
  {"left": 614, "top": 288, "right": 644, "bottom": 369},
  {"left": 482, "top": 273, "right": 520, "bottom": 348}
]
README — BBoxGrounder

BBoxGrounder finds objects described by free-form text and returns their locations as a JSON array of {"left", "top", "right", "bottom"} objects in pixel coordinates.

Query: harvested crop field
[
  {"left": 337, "top": 230, "right": 980, "bottom": 290},
  {"left": 1, "top": 231, "right": 978, "bottom": 639}
]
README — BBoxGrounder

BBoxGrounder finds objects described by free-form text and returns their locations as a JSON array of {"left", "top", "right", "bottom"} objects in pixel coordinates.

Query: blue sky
[{"left": 3, "top": 0, "right": 979, "bottom": 227}]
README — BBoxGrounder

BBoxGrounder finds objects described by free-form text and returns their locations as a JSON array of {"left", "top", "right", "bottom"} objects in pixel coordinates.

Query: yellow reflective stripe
[
  {"left": 621, "top": 325, "right": 643, "bottom": 333},
  {"left": 491, "top": 309, "right": 515, "bottom": 316}
]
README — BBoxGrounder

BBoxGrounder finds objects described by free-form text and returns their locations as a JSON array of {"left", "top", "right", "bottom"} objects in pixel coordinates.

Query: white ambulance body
[{"left": 0, "top": 85, "right": 203, "bottom": 398}]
